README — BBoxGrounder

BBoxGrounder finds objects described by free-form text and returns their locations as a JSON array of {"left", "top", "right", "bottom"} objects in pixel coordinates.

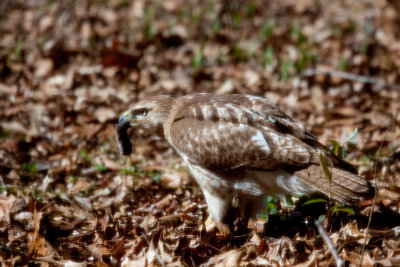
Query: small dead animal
[{"left": 115, "top": 121, "right": 132, "bottom": 157}]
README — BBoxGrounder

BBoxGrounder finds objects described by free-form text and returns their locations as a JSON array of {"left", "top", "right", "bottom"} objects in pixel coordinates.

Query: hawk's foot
[{"left": 205, "top": 216, "right": 230, "bottom": 236}]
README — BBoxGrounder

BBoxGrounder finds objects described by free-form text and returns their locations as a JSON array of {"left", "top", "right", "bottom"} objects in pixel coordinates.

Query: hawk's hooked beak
[
  {"left": 118, "top": 114, "right": 127, "bottom": 124},
  {"left": 118, "top": 110, "right": 132, "bottom": 125},
  {"left": 116, "top": 110, "right": 133, "bottom": 157}
]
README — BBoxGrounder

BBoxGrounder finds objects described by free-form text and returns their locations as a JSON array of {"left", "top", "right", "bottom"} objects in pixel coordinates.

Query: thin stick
[
  {"left": 300, "top": 69, "right": 400, "bottom": 90},
  {"left": 359, "top": 109, "right": 400, "bottom": 267},
  {"left": 314, "top": 219, "right": 344, "bottom": 267}
]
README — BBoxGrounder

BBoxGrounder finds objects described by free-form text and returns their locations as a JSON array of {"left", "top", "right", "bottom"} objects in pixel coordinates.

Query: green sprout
[
  {"left": 121, "top": 166, "right": 136, "bottom": 175},
  {"left": 232, "top": 45, "right": 245, "bottom": 62},
  {"left": 80, "top": 149, "right": 92, "bottom": 162},
  {"left": 180, "top": 8, "right": 190, "bottom": 20},
  {"left": 294, "top": 48, "right": 317, "bottom": 73},
  {"left": 246, "top": 0, "right": 256, "bottom": 17},
  {"left": 168, "top": 18, "right": 175, "bottom": 32},
  {"left": 150, "top": 171, "right": 161, "bottom": 183},
  {"left": 343, "top": 20, "right": 357, "bottom": 35},
  {"left": 360, "top": 43, "right": 369, "bottom": 55},
  {"left": 192, "top": 49, "right": 204, "bottom": 67},
  {"left": 339, "top": 58, "right": 347, "bottom": 71},
  {"left": 213, "top": 18, "right": 221, "bottom": 34},
  {"left": 31, "top": 187, "right": 44, "bottom": 202},
  {"left": 281, "top": 59, "right": 293, "bottom": 82},
  {"left": 21, "top": 163, "right": 37, "bottom": 174},
  {"left": 94, "top": 163, "right": 107, "bottom": 172},
  {"left": 259, "top": 196, "right": 280, "bottom": 221},
  {"left": 260, "top": 19, "right": 275, "bottom": 42},
  {"left": 330, "top": 203, "right": 354, "bottom": 216},
  {"left": 290, "top": 23, "right": 307, "bottom": 47},
  {"left": 144, "top": 5, "right": 156, "bottom": 40},
  {"left": 145, "top": 5, "right": 155, "bottom": 21},
  {"left": 206, "top": 2, "right": 214, "bottom": 13},
  {"left": 232, "top": 12, "right": 241, "bottom": 28},
  {"left": 319, "top": 150, "right": 333, "bottom": 204},
  {"left": 263, "top": 45, "right": 274, "bottom": 67},
  {"left": 192, "top": 11, "right": 201, "bottom": 24},
  {"left": 0, "top": 184, "right": 6, "bottom": 194},
  {"left": 68, "top": 175, "right": 79, "bottom": 183},
  {"left": 14, "top": 36, "right": 23, "bottom": 60},
  {"left": 301, "top": 198, "right": 327, "bottom": 206},
  {"left": 232, "top": 196, "right": 240, "bottom": 208},
  {"left": 89, "top": 34, "right": 98, "bottom": 48},
  {"left": 144, "top": 23, "right": 155, "bottom": 40},
  {"left": 319, "top": 151, "right": 332, "bottom": 182},
  {"left": 327, "top": 128, "right": 358, "bottom": 160},
  {"left": 333, "top": 25, "right": 341, "bottom": 38}
]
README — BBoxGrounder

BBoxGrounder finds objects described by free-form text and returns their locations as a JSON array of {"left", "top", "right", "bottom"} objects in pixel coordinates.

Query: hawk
[{"left": 117, "top": 93, "right": 374, "bottom": 234}]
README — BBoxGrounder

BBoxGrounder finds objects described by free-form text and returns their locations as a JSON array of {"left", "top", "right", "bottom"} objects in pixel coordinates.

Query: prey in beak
[{"left": 116, "top": 113, "right": 133, "bottom": 159}]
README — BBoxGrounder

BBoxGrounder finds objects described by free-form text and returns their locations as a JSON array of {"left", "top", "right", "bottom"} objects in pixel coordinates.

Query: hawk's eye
[{"left": 133, "top": 108, "right": 148, "bottom": 117}]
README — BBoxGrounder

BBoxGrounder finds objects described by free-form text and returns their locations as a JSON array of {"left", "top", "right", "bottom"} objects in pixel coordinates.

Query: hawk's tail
[{"left": 293, "top": 165, "right": 375, "bottom": 204}]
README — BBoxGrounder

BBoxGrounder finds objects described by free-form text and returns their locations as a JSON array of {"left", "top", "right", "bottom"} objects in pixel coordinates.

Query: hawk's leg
[
  {"left": 237, "top": 196, "right": 266, "bottom": 231},
  {"left": 187, "top": 163, "right": 232, "bottom": 235},
  {"left": 202, "top": 190, "right": 231, "bottom": 235}
]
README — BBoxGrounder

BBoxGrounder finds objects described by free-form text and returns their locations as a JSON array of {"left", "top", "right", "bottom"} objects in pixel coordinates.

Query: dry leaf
[
  {"left": 200, "top": 249, "right": 244, "bottom": 267},
  {"left": 0, "top": 195, "right": 16, "bottom": 223},
  {"left": 28, "top": 205, "right": 44, "bottom": 256}
]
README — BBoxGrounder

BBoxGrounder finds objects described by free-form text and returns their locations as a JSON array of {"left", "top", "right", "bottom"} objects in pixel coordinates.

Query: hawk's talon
[{"left": 205, "top": 216, "right": 230, "bottom": 236}]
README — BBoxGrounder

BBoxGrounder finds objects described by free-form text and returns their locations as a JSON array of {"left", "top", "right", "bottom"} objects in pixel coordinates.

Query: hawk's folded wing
[{"left": 167, "top": 101, "right": 317, "bottom": 170}]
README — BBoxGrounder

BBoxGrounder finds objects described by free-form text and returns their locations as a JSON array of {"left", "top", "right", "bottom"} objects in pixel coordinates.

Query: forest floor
[{"left": 1, "top": 0, "right": 400, "bottom": 266}]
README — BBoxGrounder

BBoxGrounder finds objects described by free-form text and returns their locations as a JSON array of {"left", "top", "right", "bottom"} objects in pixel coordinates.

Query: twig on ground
[
  {"left": 314, "top": 219, "right": 344, "bottom": 267},
  {"left": 305, "top": 250, "right": 319, "bottom": 267},
  {"left": 34, "top": 255, "right": 64, "bottom": 266},
  {"left": 359, "top": 109, "right": 400, "bottom": 267},
  {"left": 300, "top": 69, "right": 400, "bottom": 90}
]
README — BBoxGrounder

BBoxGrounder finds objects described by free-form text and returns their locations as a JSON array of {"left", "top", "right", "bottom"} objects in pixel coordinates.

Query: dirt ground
[{"left": 1, "top": 0, "right": 400, "bottom": 266}]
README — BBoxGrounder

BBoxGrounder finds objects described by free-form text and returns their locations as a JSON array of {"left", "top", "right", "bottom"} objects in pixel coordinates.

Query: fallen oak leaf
[
  {"left": 87, "top": 243, "right": 112, "bottom": 262},
  {"left": 200, "top": 249, "right": 244, "bottom": 267},
  {"left": 28, "top": 203, "right": 44, "bottom": 256},
  {"left": 0, "top": 195, "right": 16, "bottom": 223}
]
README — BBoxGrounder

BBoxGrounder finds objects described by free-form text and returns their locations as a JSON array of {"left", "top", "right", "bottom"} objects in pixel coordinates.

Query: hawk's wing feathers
[
  {"left": 240, "top": 95, "right": 321, "bottom": 146},
  {"left": 294, "top": 165, "right": 374, "bottom": 203},
  {"left": 167, "top": 100, "right": 316, "bottom": 170},
  {"left": 239, "top": 95, "right": 358, "bottom": 173}
]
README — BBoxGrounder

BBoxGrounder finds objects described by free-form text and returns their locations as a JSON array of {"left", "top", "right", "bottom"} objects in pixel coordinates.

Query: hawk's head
[{"left": 118, "top": 95, "right": 173, "bottom": 136}]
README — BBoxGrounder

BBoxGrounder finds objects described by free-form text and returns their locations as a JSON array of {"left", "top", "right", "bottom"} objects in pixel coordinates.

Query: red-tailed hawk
[{"left": 117, "top": 93, "right": 374, "bottom": 234}]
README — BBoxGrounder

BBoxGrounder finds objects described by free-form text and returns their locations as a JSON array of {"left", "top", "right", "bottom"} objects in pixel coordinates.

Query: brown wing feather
[
  {"left": 169, "top": 117, "right": 271, "bottom": 169},
  {"left": 293, "top": 165, "right": 374, "bottom": 204},
  {"left": 170, "top": 94, "right": 359, "bottom": 173},
  {"left": 240, "top": 94, "right": 358, "bottom": 173},
  {"left": 167, "top": 100, "right": 316, "bottom": 170},
  {"left": 242, "top": 95, "right": 321, "bottom": 144},
  {"left": 175, "top": 94, "right": 323, "bottom": 149}
]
